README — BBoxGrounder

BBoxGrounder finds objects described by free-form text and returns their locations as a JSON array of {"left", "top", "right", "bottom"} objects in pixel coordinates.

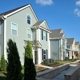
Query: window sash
[
  {"left": 27, "top": 29, "right": 31, "bottom": 39},
  {"left": 11, "top": 23, "right": 18, "bottom": 35},
  {"left": 43, "top": 31, "right": 46, "bottom": 40}
]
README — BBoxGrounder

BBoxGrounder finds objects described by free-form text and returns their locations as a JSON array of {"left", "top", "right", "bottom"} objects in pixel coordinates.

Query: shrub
[
  {"left": 1, "top": 54, "right": 6, "bottom": 71},
  {"left": 24, "top": 41, "right": 36, "bottom": 80},
  {"left": 7, "top": 39, "right": 22, "bottom": 80}
]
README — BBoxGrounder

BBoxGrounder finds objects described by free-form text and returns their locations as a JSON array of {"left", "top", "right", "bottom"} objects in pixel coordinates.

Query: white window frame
[
  {"left": 26, "top": 14, "right": 32, "bottom": 25},
  {"left": 27, "top": 28, "right": 31, "bottom": 39},
  {"left": 43, "top": 31, "right": 46, "bottom": 40},
  {"left": 0, "top": 21, "right": 1, "bottom": 34},
  {"left": 11, "top": 22, "right": 18, "bottom": 36}
]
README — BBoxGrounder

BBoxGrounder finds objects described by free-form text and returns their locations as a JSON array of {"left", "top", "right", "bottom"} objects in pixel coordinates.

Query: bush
[
  {"left": 24, "top": 41, "right": 36, "bottom": 80},
  {"left": 1, "top": 54, "right": 6, "bottom": 71},
  {"left": 7, "top": 39, "right": 22, "bottom": 80}
]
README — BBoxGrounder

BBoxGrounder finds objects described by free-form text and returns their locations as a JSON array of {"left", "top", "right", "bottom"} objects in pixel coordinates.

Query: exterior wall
[
  {"left": 36, "top": 28, "right": 49, "bottom": 64},
  {"left": 5, "top": 7, "right": 37, "bottom": 65},
  {"left": 0, "top": 20, "right": 4, "bottom": 59},
  {"left": 50, "top": 39, "right": 59, "bottom": 60}
]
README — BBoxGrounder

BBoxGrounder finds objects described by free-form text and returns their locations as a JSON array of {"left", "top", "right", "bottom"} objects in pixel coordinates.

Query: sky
[{"left": 0, "top": 0, "right": 80, "bottom": 42}]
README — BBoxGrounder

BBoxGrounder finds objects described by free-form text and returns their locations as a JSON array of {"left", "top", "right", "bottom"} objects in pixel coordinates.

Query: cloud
[
  {"left": 36, "top": 0, "right": 53, "bottom": 6},
  {"left": 76, "top": 0, "right": 80, "bottom": 6},
  {"left": 74, "top": 8, "right": 80, "bottom": 17}
]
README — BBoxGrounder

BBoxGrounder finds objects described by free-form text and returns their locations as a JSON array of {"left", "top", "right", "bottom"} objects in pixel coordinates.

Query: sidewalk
[
  {"left": 36, "top": 64, "right": 53, "bottom": 69},
  {"left": 52, "top": 64, "right": 77, "bottom": 80}
]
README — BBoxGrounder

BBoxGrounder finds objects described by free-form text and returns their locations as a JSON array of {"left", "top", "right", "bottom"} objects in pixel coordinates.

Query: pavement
[{"left": 52, "top": 65, "right": 77, "bottom": 80}]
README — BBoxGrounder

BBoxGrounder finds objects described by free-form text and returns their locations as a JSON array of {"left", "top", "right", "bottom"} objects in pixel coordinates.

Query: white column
[
  {"left": 60, "top": 39, "right": 63, "bottom": 60},
  {"left": 48, "top": 33, "right": 50, "bottom": 59},
  {"left": 4, "top": 19, "right": 7, "bottom": 60}
]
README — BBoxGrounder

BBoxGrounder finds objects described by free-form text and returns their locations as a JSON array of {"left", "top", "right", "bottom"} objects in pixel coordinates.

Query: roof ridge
[{"left": 0, "top": 4, "right": 29, "bottom": 16}]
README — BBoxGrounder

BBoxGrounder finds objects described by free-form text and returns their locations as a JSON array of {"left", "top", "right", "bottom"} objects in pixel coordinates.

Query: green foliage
[
  {"left": 24, "top": 40, "right": 36, "bottom": 80},
  {"left": 1, "top": 54, "right": 6, "bottom": 71},
  {"left": 7, "top": 39, "right": 22, "bottom": 80},
  {"left": 25, "top": 41, "right": 33, "bottom": 59}
]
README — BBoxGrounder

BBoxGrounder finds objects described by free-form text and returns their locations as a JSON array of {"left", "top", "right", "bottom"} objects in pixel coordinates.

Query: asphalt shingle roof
[
  {"left": 67, "top": 38, "right": 74, "bottom": 45},
  {"left": 33, "top": 20, "right": 44, "bottom": 26},
  {"left": 50, "top": 29, "right": 64, "bottom": 38},
  {"left": 0, "top": 4, "right": 29, "bottom": 16}
]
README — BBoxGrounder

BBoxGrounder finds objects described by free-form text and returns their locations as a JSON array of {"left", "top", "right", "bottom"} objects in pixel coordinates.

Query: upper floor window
[
  {"left": 11, "top": 22, "right": 18, "bottom": 36},
  {"left": 27, "top": 29, "right": 31, "bottom": 39},
  {"left": 42, "top": 30, "right": 47, "bottom": 41},
  {"left": 27, "top": 15, "right": 31, "bottom": 24},
  {"left": 0, "top": 21, "right": 1, "bottom": 34}
]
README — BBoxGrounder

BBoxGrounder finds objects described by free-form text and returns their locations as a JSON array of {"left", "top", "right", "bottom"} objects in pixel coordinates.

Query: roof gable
[
  {"left": 0, "top": 4, "right": 38, "bottom": 21},
  {"left": 67, "top": 38, "right": 74, "bottom": 45},
  {"left": 50, "top": 29, "right": 64, "bottom": 39},
  {"left": 32, "top": 20, "right": 51, "bottom": 33}
]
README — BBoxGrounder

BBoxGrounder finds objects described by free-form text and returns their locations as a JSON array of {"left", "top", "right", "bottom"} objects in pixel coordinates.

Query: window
[
  {"left": 27, "top": 15, "right": 31, "bottom": 24},
  {"left": 42, "top": 30, "right": 47, "bottom": 41},
  {"left": 11, "top": 22, "right": 18, "bottom": 35},
  {"left": 27, "top": 29, "right": 31, "bottom": 39},
  {"left": 0, "top": 21, "right": 1, "bottom": 34},
  {"left": 42, "top": 49, "right": 47, "bottom": 60}
]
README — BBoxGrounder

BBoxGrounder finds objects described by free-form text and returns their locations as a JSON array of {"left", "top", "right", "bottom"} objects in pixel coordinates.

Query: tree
[
  {"left": 7, "top": 39, "right": 22, "bottom": 80},
  {"left": 32, "top": 40, "right": 41, "bottom": 64},
  {"left": 1, "top": 54, "right": 6, "bottom": 71},
  {"left": 24, "top": 40, "right": 36, "bottom": 80}
]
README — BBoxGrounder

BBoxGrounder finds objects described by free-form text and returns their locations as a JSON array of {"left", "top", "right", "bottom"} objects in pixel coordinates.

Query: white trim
[
  {"left": 26, "top": 13, "right": 32, "bottom": 25},
  {"left": 0, "top": 21, "right": 1, "bottom": 34},
  {"left": 3, "top": 5, "right": 38, "bottom": 21},
  {"left": 39, "top": 20, "right": 50, "bottom": 30},
  {"left": 26, "top": 28, "right": 32, "bottom": 40},
  {"left": 39, "top": 27, "right": 51, "bottom": 33},
  {"left": 11, "top": 22, "right": 18, "bottom": 36},
  {"left": 4, "top": 19, "right": 7, "bottom": 60}
]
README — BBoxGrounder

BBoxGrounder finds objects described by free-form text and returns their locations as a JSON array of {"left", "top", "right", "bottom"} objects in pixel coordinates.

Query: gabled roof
[
  {"left": 50, "top": 29, "right": 64, "bottom": 39},
  {"left": 0, "top": 4, "right": 38, "bottom": 21},
  {"left": 75, "top": 42, "right": 80, "bottom": 45},
  {"left": 67, "top": 38, "right": 74, "bottom": 45},
  {"left": 33, "top": 20, "right": 44, "bottom": 26},
  {"left": 0, "top": 4, "right": 28, "bottom": 16},
  {"left": 31, "top": 20, "right": 51, "bottom": 33}
]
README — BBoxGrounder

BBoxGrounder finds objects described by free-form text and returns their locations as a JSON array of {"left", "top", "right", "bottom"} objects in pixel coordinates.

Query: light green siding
[{"left": 6, "top": 7, "right": 37, "bottom": 65}]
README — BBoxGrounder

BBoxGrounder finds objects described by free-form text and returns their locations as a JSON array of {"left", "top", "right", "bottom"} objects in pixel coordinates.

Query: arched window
[{"left": 27, "top": 15, "right": 31, "bottom": 24}]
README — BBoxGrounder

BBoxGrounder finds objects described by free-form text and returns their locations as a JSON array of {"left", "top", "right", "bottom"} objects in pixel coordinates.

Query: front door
[{"left": 35, "top": 51, "right": 38, "bottom": 64}]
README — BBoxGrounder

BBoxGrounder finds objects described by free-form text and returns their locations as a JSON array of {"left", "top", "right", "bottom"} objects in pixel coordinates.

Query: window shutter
[
  {"left": 46, "top": 32, "right": 47, "bottom": 41},
  {"left": 42, "top": 49, "right": 43, "bottom": 60},
  {"left": 41, "top": 30, "right": 43, "bottom": 40}
]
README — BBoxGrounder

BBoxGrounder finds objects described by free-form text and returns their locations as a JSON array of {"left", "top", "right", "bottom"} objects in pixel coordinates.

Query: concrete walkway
[
  {"left": 36, "top": 64, "right": 53, "bottom": 69},
  {"left": 52, "top": 65, "right": 77, "bottom": 80}
]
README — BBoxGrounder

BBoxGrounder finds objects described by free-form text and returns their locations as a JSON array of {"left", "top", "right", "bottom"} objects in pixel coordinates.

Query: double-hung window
[
  {"left": 27, "top": 15, "right": 31, "bottom": 24},
  {"left": 0, "top": 21, "right": 1, "bottom": 34},
  {"left": 43, "top": 31, "right": 46, "bottom": 40},
  {"left": 11, "top": 22, "right": 18, "bottom": 36},
  {"left": 42, "top": 30, "right": 47, "bottom": 41},
  {"left": 27, "top": 29, "right": 31, "bottom": 39}
]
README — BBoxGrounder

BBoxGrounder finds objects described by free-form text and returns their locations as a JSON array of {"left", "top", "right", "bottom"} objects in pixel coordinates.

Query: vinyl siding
[{"left": 6, "top": 7, "right": 37, "bottom": 65}]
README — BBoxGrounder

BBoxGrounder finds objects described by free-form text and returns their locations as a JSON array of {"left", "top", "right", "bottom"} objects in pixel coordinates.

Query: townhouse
[
  {"left": 49, "top": 29, "right": 67, "bottom": 60},
  {"left": 66, "top": 38, "right": 80, "bottom": 59},
  {"left": 0, "top": 4, "right": 51, "bottom": 65}
]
